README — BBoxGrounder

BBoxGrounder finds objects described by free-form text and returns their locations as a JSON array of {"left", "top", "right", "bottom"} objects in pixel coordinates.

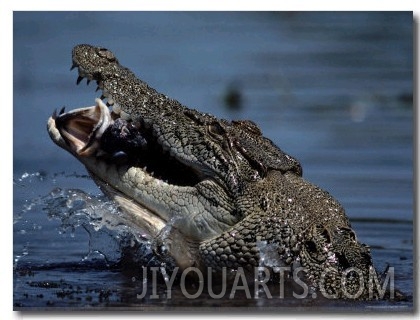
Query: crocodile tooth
[
  {"left": 112, "top": 103, "right": 121, "bottom": 114},
  {"left": 70, "top": 62, "right": 77, "bottom": 71},
  {"left": 120, "top": 110, "right": 131, "bottom": 120},
  {"left": 95, "top": 86, "right": 100, "bottom": 92},
  {"left": 52, "top": 107, "right": 66, "bottom": 119},
  {"left": 76, "top": 76, "right": 83, "bottom": 85},
  {"left": 107, "top": 97, "right": 114, "bottom": 105}
]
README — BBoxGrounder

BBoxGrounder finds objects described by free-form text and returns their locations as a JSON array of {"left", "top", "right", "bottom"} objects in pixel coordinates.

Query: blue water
[{"left": 13, "top": 12, "right": 413, "bottom": 310}]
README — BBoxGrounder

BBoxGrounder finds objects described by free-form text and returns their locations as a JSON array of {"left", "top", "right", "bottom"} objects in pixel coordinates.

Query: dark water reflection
[{"left": 13, "top": 12, "right": 413, "bottom": 310}]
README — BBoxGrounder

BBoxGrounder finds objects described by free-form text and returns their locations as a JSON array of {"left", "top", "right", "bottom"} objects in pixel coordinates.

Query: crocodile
[{"left": 47, "top": 44, "right": 384, "bottom": 299}]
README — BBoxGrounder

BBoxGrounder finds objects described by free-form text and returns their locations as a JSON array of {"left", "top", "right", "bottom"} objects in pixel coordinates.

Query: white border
[
  {"left": 4, "top": 1, "right": 418, "bottom": 320},
  {"left": 4, "top": 0, "right": 420, "bottom": 11}
]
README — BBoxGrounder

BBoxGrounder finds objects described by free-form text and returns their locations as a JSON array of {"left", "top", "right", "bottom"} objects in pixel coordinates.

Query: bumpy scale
[{"left": 47, "top": 44, "right": 387, "bottom": 299}]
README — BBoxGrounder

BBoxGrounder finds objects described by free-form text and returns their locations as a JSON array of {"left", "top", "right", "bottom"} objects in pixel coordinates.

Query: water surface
[{"left": 13, "top": 12, "right": 413, "bottom": 311}]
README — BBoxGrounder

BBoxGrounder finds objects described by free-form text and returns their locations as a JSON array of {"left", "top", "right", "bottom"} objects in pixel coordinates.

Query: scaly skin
[{"left": 47, "top": 44, "right": 384, "bottom": 299}]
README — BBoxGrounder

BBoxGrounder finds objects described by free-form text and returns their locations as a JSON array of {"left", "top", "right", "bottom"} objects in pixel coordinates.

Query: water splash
[
  {"left": 256, "top": 240, "right": 285, "bottom": 271},
  {"left": 14, "top": 171, "right": 163, "bottom": 269},
  {"left": 16, "top": 171, "right": 47, "bottom": 183}
]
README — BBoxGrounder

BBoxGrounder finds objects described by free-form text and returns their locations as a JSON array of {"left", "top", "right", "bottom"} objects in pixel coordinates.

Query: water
[{"left": 13, "top": 12, "right": 413, "bottom": 311}]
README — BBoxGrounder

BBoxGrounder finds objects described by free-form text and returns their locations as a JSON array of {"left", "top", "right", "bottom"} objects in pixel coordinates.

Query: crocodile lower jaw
[
  {"left": 47, "top": 99, "right": 197, "bottom": 238},
  {"left": 47, "top": 111, "right": 160, "bottom": 236},
  {"left": 47, "top": 102, "right": 204, "bottom": 269}
]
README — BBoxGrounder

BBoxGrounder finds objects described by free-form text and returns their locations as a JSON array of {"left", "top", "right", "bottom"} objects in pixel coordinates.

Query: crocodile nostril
[{"left": 98, "top": 47, "right": 116, "bottom": 61}]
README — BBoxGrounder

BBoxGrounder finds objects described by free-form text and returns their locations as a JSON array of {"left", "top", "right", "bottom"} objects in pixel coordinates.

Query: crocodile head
[{"left": 47, "top": 44, "right": 381, "bottom": 298}]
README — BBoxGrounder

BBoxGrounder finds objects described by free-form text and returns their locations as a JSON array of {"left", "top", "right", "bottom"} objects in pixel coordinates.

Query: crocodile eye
[
  {"left": 321, "top": 228, "right": 331, "bottom": 243},
  {"left": 315, "top": 225, "right": 331, "bottom": 244},
  {"left": 232, "top": 120, "right": 262, "bottom": 136},
  {"left": 338, "top": 227, "right": 357, "bottom": 241},
  {"left": 208, "top": 122, "right": 226, "bottom": 140}
]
